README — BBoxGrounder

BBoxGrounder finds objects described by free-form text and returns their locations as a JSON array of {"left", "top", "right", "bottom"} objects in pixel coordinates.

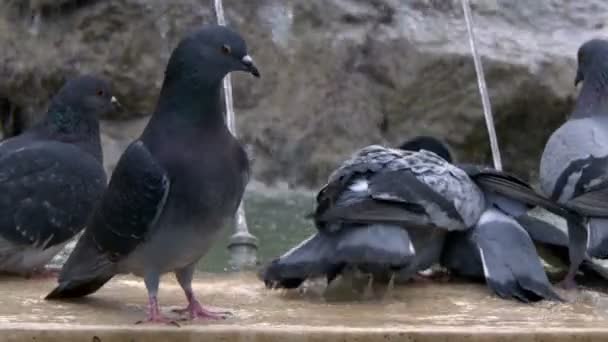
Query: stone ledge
[
  {"left": 1, "top": 272, "right": 608, "bottom": 341},
  {"left": 4, "top": 325, "right": 608, "bottom": 342}
]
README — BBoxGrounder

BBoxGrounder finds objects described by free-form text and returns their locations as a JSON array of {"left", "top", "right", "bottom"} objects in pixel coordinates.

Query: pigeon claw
[
  {"left": 172, "top": 301, "right": 232, "bottom": 321},
  {"left": 135, "top": 316, "right": 180, "bottom": 327}
]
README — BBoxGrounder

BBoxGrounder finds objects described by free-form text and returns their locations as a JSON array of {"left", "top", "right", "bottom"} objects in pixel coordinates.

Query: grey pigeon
[
  {"left": 539, "top": 38, "right": 608, "bottom": 289},
  {"left": 261, "top": 144, "right": 485, "bottom": 290},
  {"left": 45, "top": 25, "right": 260, "bottom": 324},
  {"left": 399, "top": 136, "right": 562, "bottom": 302},
  {"left": 0, "top": 75, "right": 115, "bottom": 277}
]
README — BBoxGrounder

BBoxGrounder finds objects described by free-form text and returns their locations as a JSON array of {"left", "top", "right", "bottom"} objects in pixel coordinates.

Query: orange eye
[{"left": 221, "top": 44, "right": 231, "bottom": 55}]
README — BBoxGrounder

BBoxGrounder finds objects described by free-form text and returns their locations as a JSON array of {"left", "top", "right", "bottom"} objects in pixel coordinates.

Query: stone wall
[{"left": 0, "top": 0, "right": 606, "bottom": 188}]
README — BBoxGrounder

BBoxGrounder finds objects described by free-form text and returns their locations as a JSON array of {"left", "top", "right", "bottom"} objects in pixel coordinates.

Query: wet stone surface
[{"left": 2, "top": 272, "right": 608, "bottom": 329}]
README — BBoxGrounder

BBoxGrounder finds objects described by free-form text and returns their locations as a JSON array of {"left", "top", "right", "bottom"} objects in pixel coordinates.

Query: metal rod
[
  {"left": 213, "top": 0, "right": 258, "bottom": 269},
  {"left": 461, "top": 0, "right": 502, "bottom": 170}
]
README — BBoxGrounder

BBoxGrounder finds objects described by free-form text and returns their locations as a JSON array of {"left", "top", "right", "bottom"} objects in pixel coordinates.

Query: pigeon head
[
  {"left": 575, "top": 39, "right": 608, "bottom": 87},
  {"left": 397, "top": 135, "right": 453, "bottom": 163},
  {"left": 165, "top": 25, "right": 260, "bottom": 87},
  {"left": 47, "top": 75, "right": 120, "bottom": 131}
]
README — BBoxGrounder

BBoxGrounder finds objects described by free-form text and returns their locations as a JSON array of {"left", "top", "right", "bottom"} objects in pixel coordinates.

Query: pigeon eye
[
  {"left": 221, "top": 44, "right": 231, "bottom": 55},
  {"left": 97, "top": 90, "right": 105, "bottom": 97}
]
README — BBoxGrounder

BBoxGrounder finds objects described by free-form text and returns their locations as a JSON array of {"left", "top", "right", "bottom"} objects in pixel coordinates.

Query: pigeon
[
  {"left": 539, "top": 38, "right": 608, "bottom": 289},
  {"left": 261, "top": 144, "right": 485, "bottom": 290},
  {"left": 45, "top": 25, "right": 260, "bottom": 324},
  {"left": 0, "top": 75, "right": 116, "bottom": 277},
  {"left": 399, "top": 136, "right": 562, "bottom": 302}
]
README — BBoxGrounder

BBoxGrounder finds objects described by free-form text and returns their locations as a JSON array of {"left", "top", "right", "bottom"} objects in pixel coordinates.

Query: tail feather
[
  {"left": 261, "top": 224, "right": 415, "bottom": 289},
  {"left": 260, "top": 232, "right": 338, "bottom": 289},
  {"left": 485, "top": 277, "right": 536, "bottom": 303},
  {"left": 334, "top": 224, "right": 414, "bottom": 274},
  {"left": 588, "top": 218, "right": 608, "bottom": 258},
  {"left": 469, "top": 170, "right": 573, "bottom": 219},
  {"left": 46, "top": 273, "right": 114, "bottom": 299},
  {"left": 45, "top": 233, "right": 116, "bottom": 300},
  {"left": 474, "top": 209, "right": 562, "bottom": 303},
  {"left": 515, "top": 214, "right": 569, "bottom": 247}
]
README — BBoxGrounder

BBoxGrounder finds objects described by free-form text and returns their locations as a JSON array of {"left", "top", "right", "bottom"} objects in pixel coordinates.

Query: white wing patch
[
  {"left": 281, "top": 233, "right": 317, "bottom": 259},
  {"left": 478, "top": 246, "right": 492, "bottom": 281},
  {"left": 477, "top": 208, "right": 514, "bottom": 226},
  {"left": 407, "top": 239, "right": 416, "bottom": 255},
  {"left": 348, "top": 179, "right": 369, "bottom": 192}
]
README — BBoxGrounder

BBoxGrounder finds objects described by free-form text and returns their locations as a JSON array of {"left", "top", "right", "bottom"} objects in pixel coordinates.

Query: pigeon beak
[
  {"left": 111, "top": 96, "right": 124, "bottom": 112},
  {"left": 241, "top": 55, "right": 260, "bottom": 78},
  {"left": 575, "top": 68, "right": 584, "bottom": 86}
]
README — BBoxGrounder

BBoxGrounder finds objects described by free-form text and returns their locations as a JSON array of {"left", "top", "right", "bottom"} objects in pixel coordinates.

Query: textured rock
[{"left": 0, "top": 0, "right": 606, "bottom": 187}]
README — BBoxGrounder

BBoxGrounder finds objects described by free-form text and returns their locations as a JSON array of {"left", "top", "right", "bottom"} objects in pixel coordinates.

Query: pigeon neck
[
  {"left": 152, "top": 77, "right": 226, "bottom": 129},
  {"left": 572, "top": 71, "right": 608, "bottom": 119},
  {"left": 42, "top": 103, "right": 103, "bottom": 162}
]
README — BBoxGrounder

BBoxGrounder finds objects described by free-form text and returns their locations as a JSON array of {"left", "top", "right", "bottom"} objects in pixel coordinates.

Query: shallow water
[
  {"left": 3, "top": 272, "right": 608, "bottom": 329},
  {"left": 200, "top": 189, "right": 316, "bottom": 272}
]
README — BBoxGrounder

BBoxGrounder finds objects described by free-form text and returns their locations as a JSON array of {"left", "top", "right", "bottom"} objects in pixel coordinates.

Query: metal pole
[
  {"left": 461, "top": 0, "right": 503, "bottom": 170},
  {"left": 213, "top": 0, "right": 258, "bottom": 270}
]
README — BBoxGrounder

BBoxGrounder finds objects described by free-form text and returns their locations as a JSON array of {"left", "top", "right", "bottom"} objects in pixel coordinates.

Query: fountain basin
[{"left": 1, "top": 272, "right": 608, "bottom": 341}]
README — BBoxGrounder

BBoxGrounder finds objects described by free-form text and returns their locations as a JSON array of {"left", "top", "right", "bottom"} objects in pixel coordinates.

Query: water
[
  {"left": 199, "top": 188, "right": 316, "bottom": 273},
  {"left": 3, "top": 272, "right": 608, "bottom": 329}
]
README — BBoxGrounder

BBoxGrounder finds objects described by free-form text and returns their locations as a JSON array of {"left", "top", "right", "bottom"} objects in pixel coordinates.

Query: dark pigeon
[
  {"left": 261, "top": 144, "right": 485, "bottom": 290},
  {"left": 401, "top": 136, "right": 562, "bottom": 302},
  {"left": 539, "top": 38, "right": 608, "bottom": 289},
  {"left": 45, "top": 25, "right": 260, "bottom": 324},
  {"left": 0, "top": 75, "right": 114, "bottom": 277}
]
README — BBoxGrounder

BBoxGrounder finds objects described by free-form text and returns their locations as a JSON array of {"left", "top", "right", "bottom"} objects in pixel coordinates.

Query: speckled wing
[
  {"left": 0, "top": 141, "right": 106, "bottom": 249},
  {"left": 81, "top": 140, "right": 170, "bottom": 262},
  {"left": 48, "top": 140, "right": 170, "bottom": 299},
  {"left": 316, "top": 145, "right": 484, "bottom": 231}
]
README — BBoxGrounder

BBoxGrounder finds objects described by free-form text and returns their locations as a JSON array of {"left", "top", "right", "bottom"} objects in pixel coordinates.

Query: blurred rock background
[{"left": 0, "top": 0, "right": 606, "bottom": 189}]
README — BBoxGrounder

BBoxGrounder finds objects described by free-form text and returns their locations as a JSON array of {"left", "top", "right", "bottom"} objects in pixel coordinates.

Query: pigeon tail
[
  {"left": 261, "top": 232, "right": 337, "bottom": 289},
  {"left": 333, "top": 224, "right": 414, "bottom": 275},
  {"left": 475, "top": 209, "right": 563, "bottom": 303},
  {"left": 45, "top": 272, "right": 114, "bottom": 299},
  {"left": 588, "top": 218, "right": 608, "bottom": 258},
  {"left": 515, "top": 214, "right": 569, "bottom": 248},
  {"left": 45, "top": 233, "right": 116, "bottom": 299},
  {"left": 261, "top": 224, "right": 414, "bottom": 289}
]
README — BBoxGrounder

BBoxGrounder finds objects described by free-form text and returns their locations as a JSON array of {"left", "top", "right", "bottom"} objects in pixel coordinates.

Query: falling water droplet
[
  {"left": 28, "top": 11, "right": 41, "bottom": 36},
  {"left": 156, "top": 8, "right": 171, "bottom": 61},
  {"left": 258, "top": 1, "right": 294, "bottom": 50},
  {"left": 364, "top": 274, "right": 374, "bottom": 298}
]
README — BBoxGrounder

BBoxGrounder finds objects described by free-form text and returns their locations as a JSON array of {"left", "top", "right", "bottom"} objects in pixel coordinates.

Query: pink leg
[
  {"left": 172, "top": 289, "right": 232, "bottom": 321},
  {"left": 558, "top": 271, "right": 578, "bottom": 290},
  {"left": 136, "top": 295, "right": 180, "bottom": 326}
]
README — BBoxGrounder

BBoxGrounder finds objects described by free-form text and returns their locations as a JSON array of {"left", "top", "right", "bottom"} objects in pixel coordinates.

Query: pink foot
[
  {"left": 172, "top": 300, "right": 232, "bottom": 321},
  {"left": 135, "top": 295, "right": 180, "bottom": 326}
]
